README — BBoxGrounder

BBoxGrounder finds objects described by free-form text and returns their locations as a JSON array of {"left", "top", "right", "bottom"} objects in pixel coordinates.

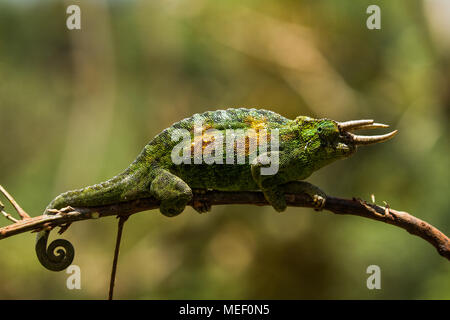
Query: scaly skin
[{"left": 36, "top": 108, "right": 397, "bottom": 271}]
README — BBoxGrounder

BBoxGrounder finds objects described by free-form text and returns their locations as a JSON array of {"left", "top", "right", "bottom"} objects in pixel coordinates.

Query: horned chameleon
[{"left": 35, "top": 108, "right": 397, "bottom": 271}]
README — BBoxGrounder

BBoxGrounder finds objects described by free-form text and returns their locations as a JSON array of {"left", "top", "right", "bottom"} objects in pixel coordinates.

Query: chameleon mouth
[{"left": 338, "top": 119, "right": 398, "bottom": 146}]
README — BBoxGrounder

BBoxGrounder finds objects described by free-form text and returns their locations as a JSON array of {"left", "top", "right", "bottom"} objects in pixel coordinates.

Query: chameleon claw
[
  {"left": 46, "top": 206, "right": 75, "bottom": 215},
  {"left": 313, "top": 194, "right": 326, "bottom": 211},
  {"left": 59, "top": 206, "right": 76, "bottom": 213},
  {"left": 193, "top": 199, "right": 212, "bottom": 213},
  {"left": 192, "top": 189, "right": 211, "bottom": 213}
]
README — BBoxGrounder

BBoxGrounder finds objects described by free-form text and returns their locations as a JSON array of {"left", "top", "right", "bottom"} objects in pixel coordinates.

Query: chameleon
[{"left": 35, "top": 108, "right": 397, "bottom": 271}]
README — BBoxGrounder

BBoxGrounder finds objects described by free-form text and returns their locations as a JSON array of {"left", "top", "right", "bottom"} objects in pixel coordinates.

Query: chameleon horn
[
  {"left": 348, "top": 130, "right": 398, "bottom": 145},
  {"left": 349, "top": 123, "right": 390, "bottom": 131},
  {"left": 338, "top": 120, "right": 374, "bottom": 131}
]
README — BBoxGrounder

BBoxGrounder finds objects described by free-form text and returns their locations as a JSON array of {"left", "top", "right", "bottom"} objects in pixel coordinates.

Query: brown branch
[{"left": 0, "top": 189, "right": 449, "bottom": 261}]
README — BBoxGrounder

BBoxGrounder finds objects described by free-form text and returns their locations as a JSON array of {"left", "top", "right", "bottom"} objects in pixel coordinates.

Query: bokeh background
[{"left": 0, "top": 0, "right": 448, "bottom": 299}]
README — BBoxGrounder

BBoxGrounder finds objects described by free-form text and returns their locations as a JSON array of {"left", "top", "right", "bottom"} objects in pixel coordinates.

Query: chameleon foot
[
  {"left": 150, "top": 169, "right": 193, "bottom": 218},
  {"left": 261, "top": 186, "right": 287, "bottom": 212},
  {"left": 192, "top": 189, "right": 211, "bottom": 213},
  {"left": 193, "top": 199, "right": 212, "bottom": 213},
  {"left": 160, "top": 198, "right": 189, "bottom": 217},
  {"left": 46, "top": 205, "right": 75, "bottom": 215},
  {"left": 282, "top": 181, "right": 327, "bottom": 211},
  {"left": 312, "top": 194, "right": 326, "bottom": 211}
]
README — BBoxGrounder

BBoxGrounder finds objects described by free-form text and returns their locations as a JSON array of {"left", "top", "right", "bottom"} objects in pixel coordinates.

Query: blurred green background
[{"left": 0, "top": 0, "right": 448, "bottom": 299}]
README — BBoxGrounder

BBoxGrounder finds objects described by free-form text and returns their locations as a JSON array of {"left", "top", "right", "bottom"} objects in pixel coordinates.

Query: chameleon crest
[{"left": 36, "top": 108, "right": 397, "bottom": 271}]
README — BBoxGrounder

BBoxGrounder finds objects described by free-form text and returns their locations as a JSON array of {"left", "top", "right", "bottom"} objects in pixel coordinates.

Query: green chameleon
[{"left": 36, "top": 108, "right": 397, "bottom": 271}]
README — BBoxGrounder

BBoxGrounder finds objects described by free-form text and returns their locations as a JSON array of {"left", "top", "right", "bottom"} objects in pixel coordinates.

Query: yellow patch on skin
[
  {"left": 190, "top": 124, "right": 217, "bottom": 154},
  {"left": 188, "top": 117, "right": 274, "bottom": 158},
  {"left": 244, "top": 116, "right": 268, "bottom": 131},
  {"left": 242, "top": 116, "right": 271, "bottom": 155}
]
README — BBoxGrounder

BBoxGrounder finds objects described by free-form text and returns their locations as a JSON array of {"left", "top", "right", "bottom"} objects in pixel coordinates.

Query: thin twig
[
  {"left": 0, "top": 189, "right": 448, "bottom": 261},
  {"left": 0, "top": 200, "right": 19, "bottom": 223},
  {"left": 0, "top": 185, "right": 31, "bottom": 219},
  {"left": 108, "top": 215, "right": 128, "bottom": 300}
]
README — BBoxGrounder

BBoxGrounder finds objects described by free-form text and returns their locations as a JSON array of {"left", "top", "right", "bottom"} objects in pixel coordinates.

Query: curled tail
[
  {"left": 36, "top": 175, "right": 131, "bottom": 272},
  {"left": 35, "top": 231, "right": 74, "bottom": 271},
  {"left": 36, "top": 167, "right": 150, "bottom": 272}
]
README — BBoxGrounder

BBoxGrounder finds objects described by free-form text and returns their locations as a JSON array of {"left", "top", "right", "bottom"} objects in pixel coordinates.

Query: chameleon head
[{"left": 294, "top": 116, "right": 398, "bottom": 167}]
